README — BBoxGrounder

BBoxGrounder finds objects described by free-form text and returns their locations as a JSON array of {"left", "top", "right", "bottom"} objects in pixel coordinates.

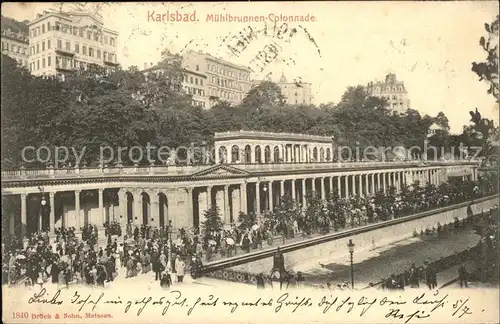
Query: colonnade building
[{"left": 1, "top": 131, "right": 478, "bottom": 240}]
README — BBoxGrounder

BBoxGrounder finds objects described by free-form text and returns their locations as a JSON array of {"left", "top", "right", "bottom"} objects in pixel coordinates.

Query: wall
[{"left": 230, "top": 196, "right": 498, "bottom": 273}]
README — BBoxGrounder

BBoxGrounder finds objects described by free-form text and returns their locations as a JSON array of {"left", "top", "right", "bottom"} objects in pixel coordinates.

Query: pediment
[{"left": 192, "top": 164, "right": 250, "bottom": 177}]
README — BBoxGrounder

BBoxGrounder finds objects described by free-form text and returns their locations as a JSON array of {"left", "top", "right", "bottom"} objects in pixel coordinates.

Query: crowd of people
[{"left": 1, "top": 177, "right": 497, "bottom": 289}]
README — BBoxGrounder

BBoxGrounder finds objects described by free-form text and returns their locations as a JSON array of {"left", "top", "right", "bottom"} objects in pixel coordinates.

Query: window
[
  {"left": 48, "top": 56, "right": 51, "bottom": 66},
  {"left": 82, "top": 46, "right": 87, "bottom": 55},
  {"left": 94, "top": 33, "right": 98, "bottom": 41},
  {"left": 73, "top": 27, "right": 78, "bottom": 36},
  {"left": 36, "top": 44, "right": 39, "bottom": 54},
  {"left": 110, "top": 37, "right": 115, "bottom": 46},
  {"left": 196, "top": 64, "right": 199, "bottom": 71},
  {"left": 89, "top": 47, "right": 94, "bottom": 57},
  {"left": 79, "top": 28, "right": 83, "bottom": 37},
  {"left": 66, "top": 41, "right": 71, "bottom": 50},
  {"left": 47, "top": 40, "right": 51, "bottom": 49},
  {"left": 42, "top": 58, "right": 45, "bottom": 68},
  {"left": 37, "top": 60, "right": 39, "bottom": 70},
  {"left": 190, "top": 77, "right": 193, "bottom": 84},
  {"left": 86, "top": 31, "right": 91, "bottom": 39},
  {"left": 55, "top": 22, "right": 60, "bottom": 31},
  {"left": 57, "top": 39, "right": 62, "bottom": 49},
  {"left": 42, "top": 24, "right": 45, "bottom": 33},
  {"left": 47, "top": 22, "right": 51, "bottom": 31},
  {"left": 104, "top": 35, "right": 108, "bottom": 44},
  {"left": 97, "top": 50, "right": 101, "bottom": 59},
  {"left": 200, "top": 79, "right": 203, "bottom": 86},
  {"left": 195, "top": 78, "right": 198, "bottom": 85},
  {"left": 103, "top": 52, "right": 107, "bottom": 61},
  {"left": 42, "top": 42, "right": 45, "bottom": 51},
  {"left": 75, "top": 44, "right": 79, "bottom": 53}
]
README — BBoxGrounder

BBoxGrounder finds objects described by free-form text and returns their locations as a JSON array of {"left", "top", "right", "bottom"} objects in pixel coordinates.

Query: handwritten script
[{"left": 24, "top": 288, "right": 478, "bottom": 323}]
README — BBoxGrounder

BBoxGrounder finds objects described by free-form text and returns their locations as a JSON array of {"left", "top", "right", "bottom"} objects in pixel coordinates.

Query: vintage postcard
[{"left": 1, "top": 1, "right": 499, "bottom": 323}]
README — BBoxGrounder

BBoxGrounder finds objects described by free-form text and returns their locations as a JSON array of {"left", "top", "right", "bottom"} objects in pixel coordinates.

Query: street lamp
[{"left": 347, "top": 239, "right": 355, "bottom": 290}]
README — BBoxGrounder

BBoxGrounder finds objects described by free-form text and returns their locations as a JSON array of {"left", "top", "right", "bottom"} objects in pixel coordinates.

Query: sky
[{"left": 2, "top": 2, "right": 499, "bottom": 133}]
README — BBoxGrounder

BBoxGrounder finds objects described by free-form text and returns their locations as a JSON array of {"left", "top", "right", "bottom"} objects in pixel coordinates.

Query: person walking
[{"left": 175, "top": 255, "right": 185, "bottom": 283}]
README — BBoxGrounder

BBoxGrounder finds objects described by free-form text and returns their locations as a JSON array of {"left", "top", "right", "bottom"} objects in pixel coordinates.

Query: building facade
[
  {"left": 1, "top": 131, "right": 479, "bottom": 241},
  {"left": 252, "top": 73, "right": 313, "bottom": 105},
  {"left": 182, "top": 50, "right": 252, "bottom": 108},
  {"left": 1, "top": 28, "right": 29, "bottom": 68},
  {"left": 366, "top": 73, "right": 410, "bottom": 114},
  {"left": 27, "top": 10, "right": 119, "bottom": 78}
]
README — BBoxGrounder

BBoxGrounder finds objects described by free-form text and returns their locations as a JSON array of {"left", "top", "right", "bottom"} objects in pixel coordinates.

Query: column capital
[
  {"left": 98, "top": 188, "right": 104, "bottom": 193},
  {"left": 75, "top": 190, "right": 81, "bottom": 194},
  {"left": 20, "top": 193, "right": 27, "bottom": 199},
  {"left": 49, "top": 192, "right": 55, "bottom": 198}
]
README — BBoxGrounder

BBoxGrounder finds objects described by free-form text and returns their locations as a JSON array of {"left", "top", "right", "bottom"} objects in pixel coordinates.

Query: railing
[
  {"left": 214, "top": 130, "right": 333, "bottom": 141},
  {"left": 200, "top": 194, "right": 498, "bottom": 274},
  {"left": 1, "top": 160, "right": 479, "bottom": 181}
]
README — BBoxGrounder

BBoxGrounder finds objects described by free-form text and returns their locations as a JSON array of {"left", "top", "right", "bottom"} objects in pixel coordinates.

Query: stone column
[
  {"left": 337, "top": 176, "right": 341, "bottom": 197},
  {"left": 255, "top": 181, "right": 261, "bottom": 215},
  {"left": 343, "top": 176, "right": 349, "bottom": 198},
  {"left": 224, "top": 185, "right": 231, "bottom": 224},
  {"left": 365, "top": 174, "right": 369, "bottom": 196},
  {"left": 240, "top": 182, "right": 247, "bottom": 214},
  {"left": 329, "top": 177, "right": 333, "bottom": 194},
  {"left": 134, "top": 192, "right": 143, "bottom": 225},
  {"left": 49, "top": 192, "right": 55, "bottom": 234},
  {"left": 207, "top": 186, "right": 212, "bottom": 210},
  {"left": 351, "top": 174, "right": 356, "bottom": 197},
  {"left": 151, "top": 190, "right": 160, "bottom": 227},
  {"left": 268, "top": 181, "right": 273, "bottom": 211},
  {"left": 98, "top": 188, "right": 105, "bottom": 226},
  {"left": 321, "top": 177, "right": 326, "bottom": 200},
  {"left": 75, "top": 190, "right": 81, "bottom": 229},
  {"left": 291, "top": 179, "right": 296, "bottom": 202},
  {"left": 302, "top": 178, "right": 307, "bottom": 207},
  {"left": 21, "top": 193, "right": 27, "bottom": 238},
  {"left": 382, "top": 173, "right": 387, "bottom": 193},
  {"left": 118, "top": 190, "right": 126, "bottom": 226},
  {"left": 280, "top": 180, "right": 285, "bottom": 198},
  {"left": 371, "top": 174, "right": 375, "bottom": 195}
]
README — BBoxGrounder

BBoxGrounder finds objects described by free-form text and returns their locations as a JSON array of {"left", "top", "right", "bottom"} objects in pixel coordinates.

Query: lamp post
[
  {"left": 167, "top": 220, "right": 173, "bottom": 272},
  {"left": 38, "top": 186, "right": 46, "bottom": 233},
  {"left": 347, "top": 239, "right": 355, "bottom": 290}
]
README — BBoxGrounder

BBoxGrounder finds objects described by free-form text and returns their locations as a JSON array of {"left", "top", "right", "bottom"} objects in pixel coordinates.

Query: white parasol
[
  {"left": 208, "top": 239, "right": 217, "bottom": 246},
  {"left": 16, "top": 254, "right": 26, "bottom": 260},
  {"left": 225, "top": 237, "right": 235, "bottom": 245},
  {"left": 252, "top": 224, "right": 260, "bottom": 231}
]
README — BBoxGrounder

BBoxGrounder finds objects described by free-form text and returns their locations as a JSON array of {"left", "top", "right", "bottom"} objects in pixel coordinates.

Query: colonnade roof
[{"left": 214, "top": 130, "right": 333, "bottom": 143}]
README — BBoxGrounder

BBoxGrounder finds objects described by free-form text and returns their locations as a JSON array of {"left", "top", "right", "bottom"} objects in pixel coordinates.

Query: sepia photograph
[{"left": 1, "top": 2, "right": 499, "bottom": 323}]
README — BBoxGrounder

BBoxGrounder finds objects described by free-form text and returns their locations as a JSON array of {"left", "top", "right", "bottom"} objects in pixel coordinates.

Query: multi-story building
[
  {"left": 142, "top": 63, "right": 208, "bottom": 108},
  {"left": 141, "top": 50, "right": 252, "bottom": 109},
  {"left": 366, "top": 73, "right": 411, "bottom": 114},
  {"left": 182, "top": 50, "right": 252, "bottom": 108},
  {"left": 1, "top": 16, "right": 29, "bottom": 68},
  {"left": 27, "top": 10, "right": 119, "bottom": 78}
]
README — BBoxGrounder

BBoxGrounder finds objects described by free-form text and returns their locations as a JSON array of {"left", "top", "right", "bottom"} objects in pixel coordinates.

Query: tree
[
  {"left": 472, "top": 15, "right": 499, "bottom": 102},
  {"left": 201, "top": 204, "right": 224, "bottom": 235},
  {"left": 237, "top": 212, "right": 256, "bottom": 230},
  {"left": 434, "top": 111, "right": 450, "bottom": 132}
]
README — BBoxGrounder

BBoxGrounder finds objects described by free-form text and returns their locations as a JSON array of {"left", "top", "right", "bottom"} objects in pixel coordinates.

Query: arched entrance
[
  {"left": 255, "top": 145, "right": 262, "bottom": 163},
  {"left": 273, "top": 146, "right": 280, "bottom": 162},
  {"left": 313, "top": 147, "right": 318, "bottom": 161},
  {"left": 244, "top": 145, "right": 251, "bottom": 163},
  {"left": 320, "top": 148, "right": 325, "bottom": 162},
  {"left": 218, "top": 146, "right": 228, "bottom": 164},
  {"left": 264, "top": 145, "right": 271, "bottom": 163},
  {"left": 231, "top": 145, "right": 239, "bottom": 163}
]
